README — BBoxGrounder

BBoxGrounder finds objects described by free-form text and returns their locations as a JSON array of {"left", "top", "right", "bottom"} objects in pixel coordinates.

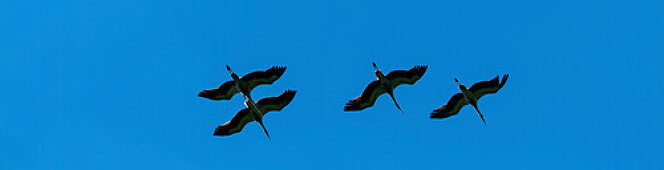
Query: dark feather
[
  {"left": 256, "top": 90, "right": 297, "bottom": 108},
  {"left": 345, "top": 81, "right": 385, "bottom": 111},
  {"left": 469, "top": 74, "right": 508, "bottom": 99},
  {"left": 430, "top": 93, "right": 468, "bottom": 119},
  {"left": 198, "top": 80, "right": 237, "bottom": 100},
  {"left": 240, "top": 66, "right": 286, "bottom": 84},
  {"left": 468, "top": 76, "right": 500, "bottom": 92},
  {"left": 214, "top": 108, "right": 252, "bottom": 136},
  {"left": 385, "top": 65, "right": 427, "bottom": 86}
]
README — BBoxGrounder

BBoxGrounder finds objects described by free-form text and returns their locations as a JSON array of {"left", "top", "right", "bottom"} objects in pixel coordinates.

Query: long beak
[
  {"left": 471, "top": 103, "right": 486, "bottom": 125},
  {"left": 454, "top": 78, "right": 465, "bottom": 88},
  {"left": 372, "top": 62, "right": 378, "bottom": 70},
  {"left": 226, "top": 65, "right": 233, "bottom": 73},
  {"left": 387, "top": 91, "right": 404, "bottom": 113}
]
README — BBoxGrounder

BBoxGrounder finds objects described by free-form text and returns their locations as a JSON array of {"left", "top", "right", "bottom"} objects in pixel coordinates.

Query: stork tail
[
  {"left": 472, "top": 104, "right": 486, "bottom": 125},
  {"left": 244, "top": 94, "right": 270, "bottom": 140},
  {"left": 255, "top": 117, "right": 271, "bottom": 141},
  {"left": 387, "top": 92, "right": 404, "bottom": 113}
]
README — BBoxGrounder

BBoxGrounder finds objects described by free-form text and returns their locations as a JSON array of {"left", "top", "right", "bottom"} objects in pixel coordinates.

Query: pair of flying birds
[
  {"left": 199, "top": 63, "right": 508, "bottom": 140},
  {"left": 198, "top": 65, "right": 292, "bottom": 140}
]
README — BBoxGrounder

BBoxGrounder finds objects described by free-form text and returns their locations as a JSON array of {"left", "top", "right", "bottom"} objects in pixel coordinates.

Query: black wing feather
[
  {"left": 240, "top": 66, "right": 287, "bottom": 90},
  {"left": 198, "top": 80, "right": 238, "bottom": 100},
  {"left": 214, "top": 108, "right": 252, "bottom": 136},
  {"left": 344, "top": 80, "right": 385, "bottom": 111},
  {"left": 256, "top": 90, "right": 297, "bottom": 112},
  {"left": 385, "top": 65, "right": 427, "bottom": 86},
  {"left": 469, "top": 74, "right": 508, "bottom": 99},
  {"left": 430, "top": 93, "right": 468, "bottom": 119}
]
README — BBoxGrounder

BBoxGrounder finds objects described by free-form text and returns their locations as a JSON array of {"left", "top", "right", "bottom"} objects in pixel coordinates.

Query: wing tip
[
  {"left": 213, "top": 125, "right": 231, "bottom": 136},
  {"left": 283, "top": 89, "right": 297, "bottom": 95},
  {"left": 413, "top": 65, "right": 428, "bottom": 77},
  {"left": 430, "top": 111, "right": 453, "bottom": 119},
  {"left": 197, "top": 90, "right": 209, "bottom": 97},
  {"left": 343, "top": 107, "right": 362, "bottom": 111},
  {"left": 343, "top": 100, "right": 363, "bottom": 111},
  {"left": 270, "top": 65, "right": 287, "bottom": 75},
  {"left": 280, "top": 90, "right": 297, "bottom": 102},
  {"left": 198, "top": 89, "right": 225, "bottom": 100},
  {"left": 501, "top": 74, "right": 509, "bottom": 86}
]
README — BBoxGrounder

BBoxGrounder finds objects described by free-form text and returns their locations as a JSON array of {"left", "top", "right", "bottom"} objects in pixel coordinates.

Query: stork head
[
  {"left": 454, "top": 78, "right": 466, "bottom": 90},
  {"left": 226, "top": 65, "right": 240, "bottom": 81},
  {"left": 372, "top": 62, "right": 384, "bottom": 79},
  {"left": 213, "top": 124, "right": 232, "bottom": 136}
]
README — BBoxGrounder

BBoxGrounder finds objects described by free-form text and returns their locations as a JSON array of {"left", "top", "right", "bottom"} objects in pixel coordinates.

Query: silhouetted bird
[
  {"left": 345, "top": 62, "right": 427, "bottom": 113},
  {"left": 430, "top": 74, "right": 509, "bottom": 125},
  {"left": 198, "top": 65, "right": 286, "bottom": 101},
  {"left": 214, "top": 90, "right": 297, "bottom": 139}
]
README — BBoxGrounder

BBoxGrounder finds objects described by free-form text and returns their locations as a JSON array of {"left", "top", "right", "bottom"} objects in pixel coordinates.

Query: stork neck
[
  {"left": 375, "top": 70, "right": 385, "bottom": 79},
  {"left": 459, "top": 86, "right": 476, "bottom": 101},
  {"left": 232, "top": 76, "right": 249, "bottom": 95},
  {"left": 245, "top": 98, "right": 263, "bottom": 116},
  {"left": 377, "top": 72, "right": 394, "bottom": 92}
]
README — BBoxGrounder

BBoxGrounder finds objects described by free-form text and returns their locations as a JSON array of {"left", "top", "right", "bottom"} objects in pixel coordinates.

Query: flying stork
[
  {"left": 430, "top": 74, "right": 509, "bottom": 124},
  {"left": 214, "top": 90, "right": 297, "bottom": 139},
  {"left": 344, "top": 62, "right": 427, "bottom": 112},
  {"left": 198, "top": 65, "right": 286, "bottom": 101},
  {"left": 199, "top": 65, "right": 286, "bottom": 139}
]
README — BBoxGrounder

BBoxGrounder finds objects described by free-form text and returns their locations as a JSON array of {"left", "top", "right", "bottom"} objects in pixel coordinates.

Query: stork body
[
  {"left": 431, "top": 74, "right": 509, "bottom": 125},
  {"left": 373, "top": 63, "right": 402, "bottom": 113},
  {"left": 454, "top": 78, "right": 485, "bottom": 125},
  {"left": 344, "top": 62, "right": 427, "bottom": 112},
  {"left": 214, "top": 90, "right": 297, "bottom": 139}
]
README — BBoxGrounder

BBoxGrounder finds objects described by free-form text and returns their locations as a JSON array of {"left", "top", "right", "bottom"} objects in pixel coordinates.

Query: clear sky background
[{"left": 1, "top": 0, "right": 662, "bottom": 169}]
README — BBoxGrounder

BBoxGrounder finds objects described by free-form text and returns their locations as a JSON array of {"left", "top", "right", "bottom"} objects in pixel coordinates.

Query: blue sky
[{"left": 1, "top": 0, "right": 662, "bottom": 169}]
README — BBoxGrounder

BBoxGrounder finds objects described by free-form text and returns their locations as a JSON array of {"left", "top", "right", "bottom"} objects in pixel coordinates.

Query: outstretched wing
[
  {"left": 198, "top": 80, "right": 240, "bottom": 100},
  {"left": 385, "top": 65, "right": 427, "bottom": 87},
  {"left": 240, "top": 66, "right": 287, "bottom": 91},
  {"left": 214, "top": 108, "right": 254, "bottom": 136},
  {"left": 344, "top": 80, "right": 386, "bottom": 111},
  {"left": 469, "top": 74, "right": 508, "bottom": 99},
  {"left": 256, "top": 90, "right": 297, "bottom": 113},
  {"left": 213, "top": 90, "right": 297, "bottom": 137},
  {"left": 430, "top": 93, "right": 469, "bottom": 119}
]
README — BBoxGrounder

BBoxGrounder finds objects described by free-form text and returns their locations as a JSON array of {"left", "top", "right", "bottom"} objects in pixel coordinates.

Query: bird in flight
[
  {"left": 198, "top": 65, "right": 286, "bottom": 101},
  {"left": 214, "top": 90, "right": 297, "bottom": 139},
  {"left": 430, "top": 74, "right": 509, "bottom": 125},
  {"left": 345, "top": 62, "right": 427, "bottom": 113},
  {"left": 199, "top": 65, "right": 286, "bottom": 140}
]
